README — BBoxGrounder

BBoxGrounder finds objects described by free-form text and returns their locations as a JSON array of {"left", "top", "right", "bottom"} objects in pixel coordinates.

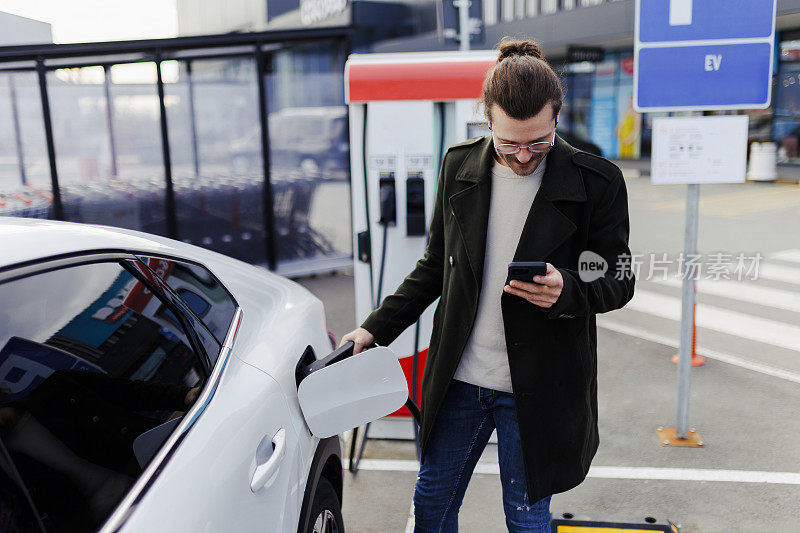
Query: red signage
[
  {"left": 122, "top": 258, "right": 174, "bottom": 315},
  {"left": 346, "top": 57, "right": 495, "bottom": 103}
]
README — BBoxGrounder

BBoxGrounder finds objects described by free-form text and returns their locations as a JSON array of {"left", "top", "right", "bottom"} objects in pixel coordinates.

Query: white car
[{"left": 0, "top": 217, "right": 406, "bottom": 533}]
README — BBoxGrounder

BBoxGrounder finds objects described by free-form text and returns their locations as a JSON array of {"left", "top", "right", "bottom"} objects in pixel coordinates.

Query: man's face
[{"left": 488, "top": 103, "right": 558, "bottom": 176}]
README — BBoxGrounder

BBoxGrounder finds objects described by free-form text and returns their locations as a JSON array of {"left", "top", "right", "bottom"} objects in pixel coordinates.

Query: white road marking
[
  {"left": 344, "top": 459, "right": 800, "bottom": 484},
  {"left": 597, "top": 318, "right": 800, "bottom": 385},
  {"left": 588, "top": 466, "right": 800, "bottom": 484},
  {"left": 769, "top": 249, "right": 800, "bottom": 264},
  {"left": 344, "top": 458, "right": 501, "bottom": 474},
  {"left": 405, "top": 500, "right": 415, "bottom": 533},
  {"left": 625, "top": 289, "right": 800, "bottom": 352},
  {"left": 648, "top": 189, "right": 800, "bottom": 215},
  {"left": 759, "top": 262, "right": 800, "bottom": 287},
  {"left": 654, "top": 277, "right": 800, "bottom": 313}
]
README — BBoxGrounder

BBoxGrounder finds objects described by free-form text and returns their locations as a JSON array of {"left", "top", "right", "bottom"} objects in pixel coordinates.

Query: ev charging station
[{"left": 344, "top": 51, "right": 496, "bottom": 450}]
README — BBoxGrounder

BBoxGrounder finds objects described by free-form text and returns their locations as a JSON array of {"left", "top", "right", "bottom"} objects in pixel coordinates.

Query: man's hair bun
[
  {"left": 497, "top": 38, "right": 545, "bottom": 62},
  {"left": 481, "top": 36, "right": 562, "bottom": 121}
]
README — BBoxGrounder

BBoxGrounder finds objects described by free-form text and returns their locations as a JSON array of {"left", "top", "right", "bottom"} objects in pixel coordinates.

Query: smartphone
[{"left": 507, "top": 261, "right": 547, "bottom": 284}]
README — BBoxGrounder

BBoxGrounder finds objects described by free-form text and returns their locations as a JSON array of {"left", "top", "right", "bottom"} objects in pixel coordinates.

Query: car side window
[
  {"left": 138, "top": 256, "right": 238, "bottom": 346},
  {"left": 0, "top": 443, "right": 43, "bottom": 532},
  {"left": 128, "top": 259, "right": 221, "bottom": 365},
  {"left": 0, "top": 261, "right": 205, "bottom": 532}
]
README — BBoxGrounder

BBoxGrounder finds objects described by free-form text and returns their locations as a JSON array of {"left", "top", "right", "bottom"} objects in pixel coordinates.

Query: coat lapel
[
  {"left": 448, "top": 134, "right": 587, "bottom": 286},
  {"left": 448, "top": 137, "right": 494, "bottom": 287},
  {"left": 512, "top": 135, "right": 587, "bottom": 262}
]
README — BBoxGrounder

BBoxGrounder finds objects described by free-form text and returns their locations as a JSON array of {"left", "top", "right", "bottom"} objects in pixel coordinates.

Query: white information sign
[
  {"left": 651, "top": 116, "right": 749, "bottom": 185},
  {"left": 405, "top": 153, "right": 434, "bottom": 172},
  {"left": 369, "top": 154, "right": 397, "bottom": 171}
]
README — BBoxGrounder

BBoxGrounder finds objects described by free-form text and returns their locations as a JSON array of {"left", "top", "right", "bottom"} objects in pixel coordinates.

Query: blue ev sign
[{"left": 634, "top": 0, "right": 777, "bottom": 111}]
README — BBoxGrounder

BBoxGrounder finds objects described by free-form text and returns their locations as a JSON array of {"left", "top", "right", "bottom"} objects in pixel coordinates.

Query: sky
[
  {"left": 0, "top": 1, "right": 180, "bottom": 82},
  {"left": 0, "top": 0, "right": 178, "bottom": 43}
]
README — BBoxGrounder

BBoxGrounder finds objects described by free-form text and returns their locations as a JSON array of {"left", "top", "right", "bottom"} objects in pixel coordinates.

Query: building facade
[
  {"left": 0, "top": 11, "right": 52, "bottom": 46},
  {"left": 370, "top": 0, "right": 800, "bottom": 165},
  {"left": 174, "top": 0, "right": 800, "bottom": 164}
]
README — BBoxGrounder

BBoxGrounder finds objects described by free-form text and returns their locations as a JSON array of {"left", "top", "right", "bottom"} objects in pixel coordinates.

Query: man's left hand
[{"left": 503, "top": 262, "right": 563, "bottom": 309}]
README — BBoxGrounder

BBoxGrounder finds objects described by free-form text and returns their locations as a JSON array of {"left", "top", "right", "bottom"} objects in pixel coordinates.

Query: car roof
[{"left": 0, "top": 216, "right": 197, "bottom": 269}]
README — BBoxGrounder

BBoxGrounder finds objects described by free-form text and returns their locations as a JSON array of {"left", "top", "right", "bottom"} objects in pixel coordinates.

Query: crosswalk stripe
[
  {"left": 597, "top": 318, "right": 800, "bottom": 384},
  {"left": 650, "top": 189, "right": 800, "bottom": 215},
  {"left": 758, "top": 262, "right": 800, "bottom": 287},
  {"left": 769, "top": 249, "right": 800, "bottom": 264},
  {"left": 625, "top": 289, "right": 800, "bottom": 352},
  {"left": 654, "top": 277, "right": 800, "bottom": 313}
]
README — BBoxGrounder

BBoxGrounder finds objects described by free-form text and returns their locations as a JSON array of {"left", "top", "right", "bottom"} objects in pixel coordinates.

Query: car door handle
[{"left": 250, "top": 428, "right": 286, "bottom": 492}]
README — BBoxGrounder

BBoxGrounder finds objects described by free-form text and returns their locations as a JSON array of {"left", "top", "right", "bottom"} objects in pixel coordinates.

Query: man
[{"left": 341, "top": 38, "right": 635, "bottom": 532}]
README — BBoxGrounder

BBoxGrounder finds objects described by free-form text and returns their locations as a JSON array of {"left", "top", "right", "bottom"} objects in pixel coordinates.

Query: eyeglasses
[{"left": 491, "top": 120, "right": 558, "bottom": 155}]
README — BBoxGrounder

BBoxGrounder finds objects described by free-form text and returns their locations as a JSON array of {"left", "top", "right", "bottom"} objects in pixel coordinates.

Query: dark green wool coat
[{"left": 361, "top": 134, "right": 636, "bottom": 504}]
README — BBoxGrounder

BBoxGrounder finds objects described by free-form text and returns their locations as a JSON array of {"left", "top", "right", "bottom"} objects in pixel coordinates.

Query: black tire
[{"left": 305, "top": 477, "right": 344, "bottom": 533}]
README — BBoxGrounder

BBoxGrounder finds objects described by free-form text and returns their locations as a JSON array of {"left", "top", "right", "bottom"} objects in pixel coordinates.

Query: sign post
[
  {"left": 442, "top": 0, "right": 483, "bottom": 49},
  {"left": 651, "top": 115, "right": 748, "bottom": 443},
  {"left": 634, "top": 0, "right": 776, "bottom": 445}
]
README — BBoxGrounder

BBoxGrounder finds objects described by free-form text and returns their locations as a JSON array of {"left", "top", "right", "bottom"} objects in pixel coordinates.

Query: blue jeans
[{"left": 413, "top": 379, "right": 551, "bottom": 532}]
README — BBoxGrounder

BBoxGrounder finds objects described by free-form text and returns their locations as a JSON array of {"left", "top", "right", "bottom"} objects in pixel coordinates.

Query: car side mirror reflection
[{"left": 297, "top": 345, "right": 408, "bottom": 439}]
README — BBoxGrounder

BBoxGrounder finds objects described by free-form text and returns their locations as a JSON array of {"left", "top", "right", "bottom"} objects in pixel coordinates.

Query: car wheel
[{"left": 307, "top": 478, "right": 344, "bottom": 533}]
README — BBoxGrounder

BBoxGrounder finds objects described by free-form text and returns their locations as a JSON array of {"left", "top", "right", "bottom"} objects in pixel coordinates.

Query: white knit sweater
[{"left": 452, "top": 155, "right": 546, "bottom": 393}]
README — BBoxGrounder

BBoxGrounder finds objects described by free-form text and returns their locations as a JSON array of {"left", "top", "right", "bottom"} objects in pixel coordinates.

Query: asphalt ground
[{"left": 295, "top": 175, "right": 800, "bottom": 532}]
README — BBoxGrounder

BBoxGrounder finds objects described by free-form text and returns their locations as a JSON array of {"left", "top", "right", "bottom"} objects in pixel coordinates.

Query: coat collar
[
  {"left": 454, "top": 134, "right": 587, "bottom": 202},
  {"left": 449, "top": 134, "right": 587, "bottom": 287}
]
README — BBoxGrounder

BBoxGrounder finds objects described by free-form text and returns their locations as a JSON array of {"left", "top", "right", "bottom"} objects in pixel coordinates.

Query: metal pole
[
  {"left": 155, "top": 51, "right": 178, "bottom": 238},
  {"left": 8, "top": 74, "right": 27, "bottom": 186},
  {"left": 102, "top": 65, "right": 118, "bottom": 178},
  {"left": 435, "top": 0, "right": 445, "bottom": 43},
  {"left": 457, "top": 0, "right": 471, "bottom": 51},
  {"left": 676, "top": 182, "right": 699, "bottom": 438},
  {"left": 255, "top": 45, "right": 278, "bottom": 270},
  {"left": 186, "top": 60, "right": 201, "bottom": 177},
  {"left": 36, "top": 58, "right": 63, "bottom": 220}
]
